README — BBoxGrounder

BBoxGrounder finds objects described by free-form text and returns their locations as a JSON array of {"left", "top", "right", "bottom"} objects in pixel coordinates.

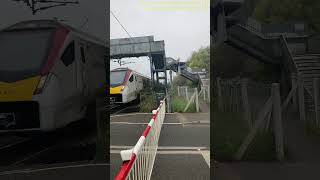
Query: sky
[
  {"left": 0, "top": 0, "right": 108, "bottom": 40},
  {"left": 110, "top": 0, "right": 210, "bottom": 77}
]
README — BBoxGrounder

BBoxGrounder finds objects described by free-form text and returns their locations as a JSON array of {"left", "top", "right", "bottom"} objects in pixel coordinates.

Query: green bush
[
  {"left": 212, "top": 112, "right": 275, "bottom": 161},
  {"left": 139, "top": 93, "right": 158, "bottom": 113}
]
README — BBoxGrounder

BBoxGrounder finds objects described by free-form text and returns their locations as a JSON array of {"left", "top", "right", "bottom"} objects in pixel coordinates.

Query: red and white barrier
[{"left": 115, "top": 99, "right": 166, "bottom": 180}]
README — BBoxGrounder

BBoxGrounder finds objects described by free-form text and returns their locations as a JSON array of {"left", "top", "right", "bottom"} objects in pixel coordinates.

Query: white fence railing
[{"left": 114, "top": 99, "right": 166, "bottom": 180}]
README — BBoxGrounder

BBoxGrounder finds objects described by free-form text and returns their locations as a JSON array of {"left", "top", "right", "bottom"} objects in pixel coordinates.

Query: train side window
[
  {"left": 61, "top": 41, "right": 75, "bottom": 66},
  {"left": 80, "top": 47, "right": 86, "bottom": 63},
  {"left": 129, "top": 75, "right": 134, "bottom": 82}
]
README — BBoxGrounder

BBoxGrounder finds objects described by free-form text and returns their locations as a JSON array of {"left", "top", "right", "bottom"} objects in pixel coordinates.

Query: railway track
[
  {"left": 109, "top": 102, "right": 140, "bottom": 115},
  {"left": 0, "top": 118, "right": 97, "bottom": 173}
]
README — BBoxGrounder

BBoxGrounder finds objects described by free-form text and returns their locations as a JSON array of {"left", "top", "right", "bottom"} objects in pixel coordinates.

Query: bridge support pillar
[{"left": 169, "top": 70, "right": 173, "bottom": 84}]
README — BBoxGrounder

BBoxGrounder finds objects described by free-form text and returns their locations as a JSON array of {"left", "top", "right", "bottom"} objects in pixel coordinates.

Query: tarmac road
[{"left": 110, "top": 113, "right": 210, "bottom": 179}]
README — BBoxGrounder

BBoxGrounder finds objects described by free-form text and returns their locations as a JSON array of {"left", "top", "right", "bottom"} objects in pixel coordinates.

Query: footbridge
[{"left": 212, "top": 0, "right": 320, "bottom": 115}]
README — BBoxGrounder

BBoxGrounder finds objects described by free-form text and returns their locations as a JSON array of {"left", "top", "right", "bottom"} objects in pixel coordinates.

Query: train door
[
  {"left": 128, "top": 74, "right": 136, "bottom": 101},
  {"left": 59, "top": 40, "right": 77, "bottom": 100},
  {"left": 76, "top": 42, "right": 89, "bottom": 98}
]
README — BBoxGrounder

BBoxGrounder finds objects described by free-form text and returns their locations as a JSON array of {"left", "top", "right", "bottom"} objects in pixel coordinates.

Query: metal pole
[
  {"left": 149, "top": 55, "right": 154, "bottom": 87},
  {"left": 314, "top": 78, "right": 320, "bottom": 127},
  {"left": 166, "top": 88, "right": 171, "bottom": 113},
  {"left": 195, "top": 88, "right": 199, "bottom": 112},
  {"left": 208, "top": 85, "right": 210, "bottom": 102},
  {"left": 170, "top": 70, "right": 173, "bottom": 85},
  {"left": 156, "top": 71, "right": 158, "bottom": 82}
]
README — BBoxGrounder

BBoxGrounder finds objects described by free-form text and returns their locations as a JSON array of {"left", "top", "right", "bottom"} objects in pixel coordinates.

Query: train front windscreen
[
  {"left": 0, "top": 29, "right": 54, "bottom": 82},
  {"left": 110, "top": 70, "right": 127, "bottom": 87}
]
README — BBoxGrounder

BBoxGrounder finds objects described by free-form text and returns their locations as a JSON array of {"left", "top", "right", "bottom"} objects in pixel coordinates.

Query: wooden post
[
  {"left": 241, "top": 79, "right": 252, "bottom": 129},
  {"left": 313, "top": 78, "right": 320, "bottom": 128},
  {"left": 235, "top": 97, "right": 272, "bottom": 160},
  {"left": 195, "top": 88, "right": 199, "bottom": 112},
  {"left": 291, "top": 73, "right": 297, "bottom": 109},
  {"left": 264, "top": 110, "right": 272, "bottom": 132},
  {"left": 203, "top": 86, "right": 206, "bottom": 101},
  {"left": 298, "top": 74, "right": 306, "bottom": 122},
  {"left": 184, "top": 92, "right": 196, "bottom": 112},
  {"left": 272, "top": 83, "right": 284, "bottom": 161},
  {"left": 177, "top": 86, "right": 180, "bottom": 96},
  {"left": 217, "top": 78, "right": 223, "bottom": 111},
  {"left": 282, "top": 83, "right": 298, "bottom": 110},
  {"left": 185, "top": 86, "right": 189, "bottom": 101}
]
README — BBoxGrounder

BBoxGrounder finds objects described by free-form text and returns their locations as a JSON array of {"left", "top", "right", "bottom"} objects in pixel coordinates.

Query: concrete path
[{"left": 213, "top": 162, "right": 320, "bottom": 180}]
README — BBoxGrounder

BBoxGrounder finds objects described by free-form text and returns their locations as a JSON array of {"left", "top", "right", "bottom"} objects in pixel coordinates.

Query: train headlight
[
  {"left": 120, "top": 86, "right": 125, "bottom": 91},
  {"left": 34, "top": 75, "right": 48, "bottom": 95}
]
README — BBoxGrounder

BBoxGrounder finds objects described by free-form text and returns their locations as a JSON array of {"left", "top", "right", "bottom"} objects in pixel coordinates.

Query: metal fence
[{"left": 114, "top": 99, "right": 166, "bottom": 180}]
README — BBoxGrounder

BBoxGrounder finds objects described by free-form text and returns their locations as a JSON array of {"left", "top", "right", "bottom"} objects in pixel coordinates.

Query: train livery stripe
[
  {"left": 0, "top": 76, "right": 41, "bottom": 102},
  {"left": 41, "top": 26, "right": 70, "bottom": 75},
  {"left": 123, "top": 69, "right": 132, "bottom": 86}
]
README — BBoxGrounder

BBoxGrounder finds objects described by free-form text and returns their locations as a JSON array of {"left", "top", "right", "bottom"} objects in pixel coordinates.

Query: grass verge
[
  {"left": 212, "top": 111, "right": 275, "bottom": 161},
  {"left": 172, "top": 96, "right": 196, "bottom": 113},
  {"left": 139, "top": 93, "right": 158, "bottom": 113}
]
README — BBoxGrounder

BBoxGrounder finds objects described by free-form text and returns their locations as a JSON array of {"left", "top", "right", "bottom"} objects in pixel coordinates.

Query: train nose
[{"left": 0, "top": 76, "right": 40, "bottom": 102}]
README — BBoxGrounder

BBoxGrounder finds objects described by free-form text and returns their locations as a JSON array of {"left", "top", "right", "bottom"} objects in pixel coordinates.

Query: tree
[
  {"left": 186, "top": 46, "right": 210, "bottom": 73},
  {"left": 253, "top": 0, "right": 320, "bottom": 32},
  {"left": 172, "top": 75, "right": 196, "bottom": 87}
]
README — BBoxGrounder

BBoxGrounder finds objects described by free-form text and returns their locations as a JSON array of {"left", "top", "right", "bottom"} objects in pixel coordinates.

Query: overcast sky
[
  {"left": 0, "top": 0, "right": 108, "bottom": 40},
  {"left": 110, "top": 0, "right": 210, "bottom": 77}
]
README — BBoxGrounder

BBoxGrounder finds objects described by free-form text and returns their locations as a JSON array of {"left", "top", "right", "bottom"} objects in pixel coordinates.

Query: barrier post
[{"left": 115, "top": 98, "right": 166, "bottom": 180}]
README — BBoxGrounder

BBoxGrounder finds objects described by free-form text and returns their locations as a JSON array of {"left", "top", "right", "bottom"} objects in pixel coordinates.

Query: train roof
[
  {"left": 111, "top": 68, "right": 151, "bottom": 79},
  {"left": 1, "top": 20, "right": 108, "bottom": 47}
]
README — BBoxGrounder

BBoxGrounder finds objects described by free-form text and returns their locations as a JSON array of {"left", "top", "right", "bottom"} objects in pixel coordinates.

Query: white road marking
[
  {"left": 200, "top": 150, "right": 210, "bottom": 167},
  {"left": 111, "top": 145, "right": 207, "bottom": 150},
  {"left": 111, "top": 150, "right": 201, "bottom": 154},
  {"left": 110, "top": 122, "right": 182, "bottom": 125},
  {"left": 111, "top": 112, "right": 175, "bottom": 118},
  {"left": 0, "top": 163, "right": 109, "bottom": 176}
]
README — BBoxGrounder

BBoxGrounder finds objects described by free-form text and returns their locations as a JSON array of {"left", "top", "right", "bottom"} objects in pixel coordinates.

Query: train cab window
[
  {"left": 61, "top": 41, "right": 75, "bottom": 66},
  {"left": 80, "top": 46, "right": 86, "bottom": 63},
  {"left": 129, "top": 75, "right": 134, "bottom": 82}
]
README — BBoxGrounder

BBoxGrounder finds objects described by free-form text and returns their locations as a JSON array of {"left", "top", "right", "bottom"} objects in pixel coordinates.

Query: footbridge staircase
[{"left": 212, "top": 0, "right": 320, "bottom": 114}]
